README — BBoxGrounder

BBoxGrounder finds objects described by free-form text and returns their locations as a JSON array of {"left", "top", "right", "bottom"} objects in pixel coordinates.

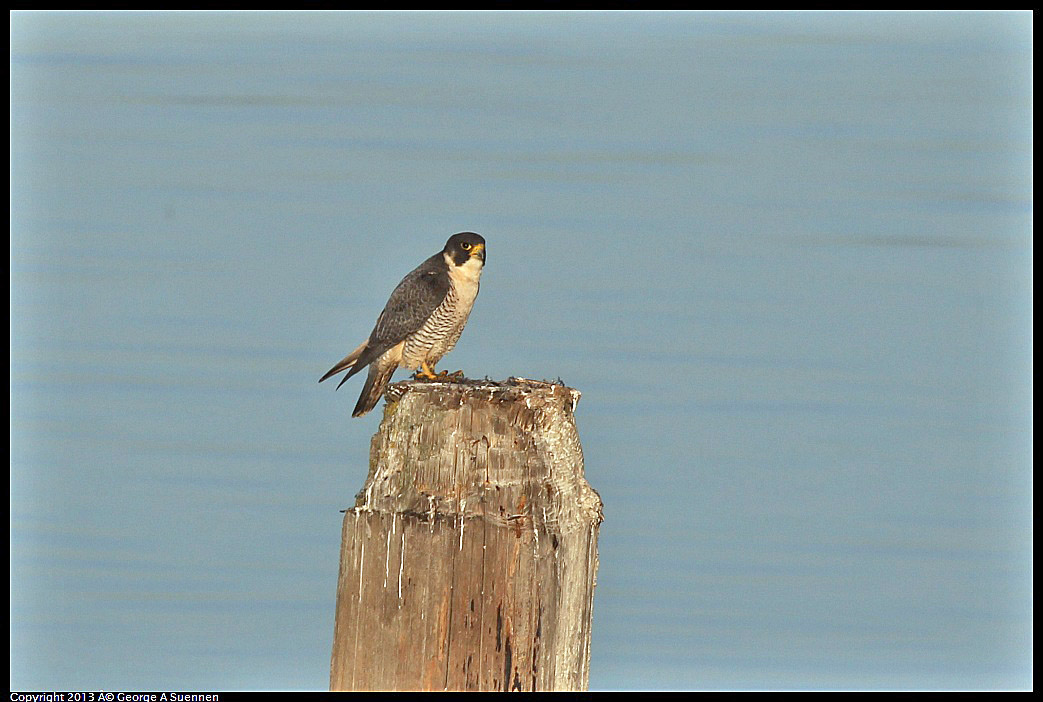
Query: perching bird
[{"left": 319, "top": 232, "right": 486, "bottom": 417}]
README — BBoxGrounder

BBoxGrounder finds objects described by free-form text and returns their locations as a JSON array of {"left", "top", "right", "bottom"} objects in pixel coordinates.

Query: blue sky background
[{"left": 10, "top": 11, "right": 1032, "bottom": 691}]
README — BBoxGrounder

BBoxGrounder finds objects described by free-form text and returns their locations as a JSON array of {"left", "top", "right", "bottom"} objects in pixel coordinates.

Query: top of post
[
  {"left": 383, "top": 376, "right": 582, "bottom": 417},
  {"left": 355, "top": 376, "right": 599, "bottom": 526}
]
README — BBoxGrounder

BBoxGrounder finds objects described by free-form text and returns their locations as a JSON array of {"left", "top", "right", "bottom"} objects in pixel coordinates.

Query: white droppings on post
[
  {"left": 358, "top": 541, "right": 365, "bottom": 600},
  {"left": 330, "top": 378, "right": 602, "bottom": 692},
  {"left": 398, "top": 530, "right": 406, "bottom": 605}
]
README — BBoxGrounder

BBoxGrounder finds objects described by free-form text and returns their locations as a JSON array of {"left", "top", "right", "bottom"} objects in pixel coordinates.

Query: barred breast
[{"left": 400, "top": 253, "right": 482, "bottom": 370}]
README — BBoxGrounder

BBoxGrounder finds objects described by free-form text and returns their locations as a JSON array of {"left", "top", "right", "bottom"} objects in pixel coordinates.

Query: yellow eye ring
[{"left": 461, "top": 242, "right": 472, "bottom": 250}]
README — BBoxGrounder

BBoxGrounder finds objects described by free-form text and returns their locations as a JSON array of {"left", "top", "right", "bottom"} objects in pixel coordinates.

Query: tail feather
[
  {"left": 353, "top": 362, "right": 397, "bottom": 417},
  {"left": 319, "top": 340, "right": 368, "bottom": 385}
]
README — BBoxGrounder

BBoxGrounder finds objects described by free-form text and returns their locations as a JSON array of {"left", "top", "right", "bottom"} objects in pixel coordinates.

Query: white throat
[{"left": 445, "top": 252, "right": 484, "bottom": 288}]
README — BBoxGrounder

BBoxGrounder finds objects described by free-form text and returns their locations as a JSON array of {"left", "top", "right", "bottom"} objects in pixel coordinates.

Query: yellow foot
[
  {"left": 412, "top": 364, "right": 465, "bottom": 382},
  {"left": 413, "top": 361, "right": 440, "bottom": 381}
]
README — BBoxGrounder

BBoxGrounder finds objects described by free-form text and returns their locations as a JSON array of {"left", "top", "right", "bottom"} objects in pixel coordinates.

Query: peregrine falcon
[{"left": 319, "top": 232, "right": 486, "bottom": 417}]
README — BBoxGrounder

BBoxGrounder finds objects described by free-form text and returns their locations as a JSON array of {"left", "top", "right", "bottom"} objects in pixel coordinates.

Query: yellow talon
[{"left": 413, "top": 362, "right": 465, "bottom": 383}]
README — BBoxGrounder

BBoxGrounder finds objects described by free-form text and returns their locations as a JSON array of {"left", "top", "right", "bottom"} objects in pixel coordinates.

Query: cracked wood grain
[{"left": 330, "top": 379, "right": 603, "bottom": 691}]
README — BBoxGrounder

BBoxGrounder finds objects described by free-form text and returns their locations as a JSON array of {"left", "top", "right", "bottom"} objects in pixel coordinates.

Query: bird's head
[{"left": 444, "top": 232, "right": 486, "bottom": 267}]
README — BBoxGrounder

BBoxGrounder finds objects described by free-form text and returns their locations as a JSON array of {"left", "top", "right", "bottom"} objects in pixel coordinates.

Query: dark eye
[{"left": 461, "top": 242, "right": 472, "bottom": 250}]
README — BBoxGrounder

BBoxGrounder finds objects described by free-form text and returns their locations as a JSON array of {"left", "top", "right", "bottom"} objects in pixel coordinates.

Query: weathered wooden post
[{"left": 329, "top": 378, "right": 603, "bottom": 692}]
